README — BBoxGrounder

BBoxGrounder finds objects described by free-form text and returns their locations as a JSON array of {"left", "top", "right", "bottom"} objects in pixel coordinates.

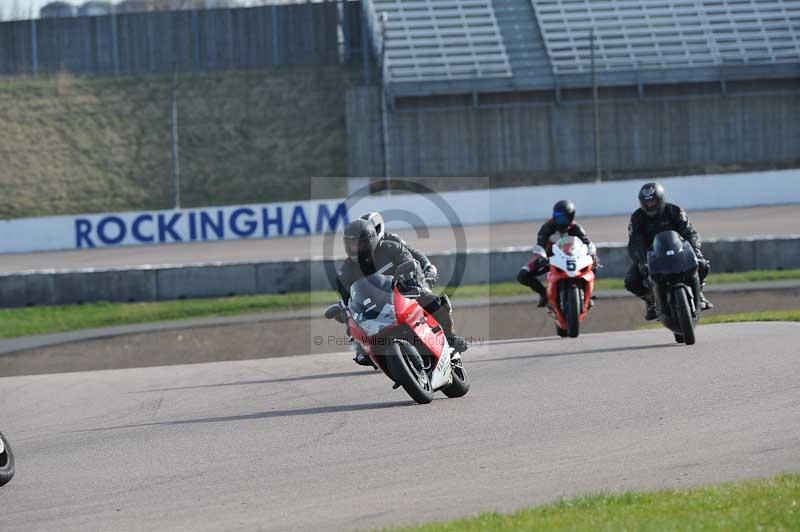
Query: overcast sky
[
  {"left": 0, "top": 1, "right": 82, "bottom": 19},
  {"left": 0, "top": 1, "right": 269, "bottom": 20}
]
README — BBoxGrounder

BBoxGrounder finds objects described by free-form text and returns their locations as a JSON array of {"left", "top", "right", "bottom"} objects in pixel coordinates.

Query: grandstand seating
[
  {"left": 362, "top": 0, "right": 513, "bottom": 83},
  {"left": 360, "top": 0, "right": 800, "bottom": 95},
  {"left": 532, "top": 0, "right": 800, "bottom": 74}
]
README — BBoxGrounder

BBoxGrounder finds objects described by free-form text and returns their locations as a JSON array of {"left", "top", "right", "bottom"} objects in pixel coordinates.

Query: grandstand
[
  {"left": 361, "top": 0, "right": 800, "bottom": 96},
  {"left": 349, "top": 0, "right": 800, "bottom": 178}
]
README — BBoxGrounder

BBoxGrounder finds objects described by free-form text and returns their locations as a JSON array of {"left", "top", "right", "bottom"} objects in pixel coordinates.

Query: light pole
[
  {"left": 590, "top": 30, "right": 602, "bottom": 183},
  {"left": 171, "top": 63, "right": 181, "bottom": 209},
  {"left": 379, "top": 12, "right": 391, "bottom": 195}
]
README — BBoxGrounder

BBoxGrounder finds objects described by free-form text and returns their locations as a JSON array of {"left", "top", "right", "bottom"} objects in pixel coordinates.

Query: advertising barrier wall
[
  {"left": 1, "top": 170, "right": 799, "bottom": 255},
  {"left": 0, "top": 199, "right": 349, "bottom": 254},
  {"left": 1, "top": 236, "right": 798, "bottom": 308}
]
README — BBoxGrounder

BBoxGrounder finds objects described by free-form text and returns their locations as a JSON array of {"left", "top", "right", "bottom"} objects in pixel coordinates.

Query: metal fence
[
  {"left": 0, "top": 1, "right": 364, "bottom": 76},
  {"left": 347, "top": 80, "right": 800, "bottom": 179}
]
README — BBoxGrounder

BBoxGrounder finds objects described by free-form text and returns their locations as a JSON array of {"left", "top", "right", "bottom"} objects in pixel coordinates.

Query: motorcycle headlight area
[{"left": 354, "top": 304, "right": 397, "bottom": 337}]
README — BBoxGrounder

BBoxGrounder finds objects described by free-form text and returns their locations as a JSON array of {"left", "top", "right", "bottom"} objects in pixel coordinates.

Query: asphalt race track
[
  {"left": 1, "top": 322, "right": 798, "bottom": 531},
  {"left": 2, "top": 205, "right": 798, "bottom": 273}
]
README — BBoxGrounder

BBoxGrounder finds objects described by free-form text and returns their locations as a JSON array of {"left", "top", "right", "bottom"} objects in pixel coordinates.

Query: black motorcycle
[
  {"left": 0, "top": 431, "right": 15, "bottom": 487},
  {"left": 646, "top": 230, "right": 702, "bottom": 345}
]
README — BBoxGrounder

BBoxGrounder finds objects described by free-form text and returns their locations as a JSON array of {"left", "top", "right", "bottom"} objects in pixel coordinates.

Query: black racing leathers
[
  {"left": 625, "top": 203, "right": 709, "bottom": 297},
  {"left": 383, "top": 233, "right": 432, "bottom": 270},
  {"left": 517, "top": 220, "right": 595, "bottom": 297},
  {"left": 537, "top": 219, "right": 593, "bottom": 252},
  {"left": 336, "top": 239, "right": 455, "bottom": 337}
]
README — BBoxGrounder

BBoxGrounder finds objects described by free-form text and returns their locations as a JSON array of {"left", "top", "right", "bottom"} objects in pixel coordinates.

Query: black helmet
[
  {"left": 552, "top": 200, "right": 576, "bottom": 231},
  {"left": 639, "top": 182, "right": 666, "bottom": 218},
  {"left": 360, "top": 212, "right": 385, "bottom": 240},
  {"left": 343, "top": 219, "right": 378, "bottom": 261}
]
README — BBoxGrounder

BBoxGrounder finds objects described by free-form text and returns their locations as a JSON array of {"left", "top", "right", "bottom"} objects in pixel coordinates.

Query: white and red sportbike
[
  {"left": 546, "top": 236, "right": 596, "bottom": 338},
  {"left": 325, "top": 262, "right": 469, "bottom": 405}
]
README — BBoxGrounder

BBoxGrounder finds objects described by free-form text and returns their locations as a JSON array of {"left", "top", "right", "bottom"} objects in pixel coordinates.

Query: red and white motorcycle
[
  {"left": 325, "top": 262, "right": 469, "bottom": 405},
  {"left": 546, "top": 236, "right": 597, "bottom": 338}
]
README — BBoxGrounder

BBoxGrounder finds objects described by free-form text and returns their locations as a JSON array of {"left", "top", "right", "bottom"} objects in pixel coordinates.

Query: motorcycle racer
[
  {"left": 625, "top": 182, "right": 713, "bottom": 320},
  {"left": 336, "top": 219, "right": 468, "bottom": 366},
  {"left": 360, "top": 212, "right": 439, "bottom": 287},
  {"left": 517, "top": 200, "right": 598, "bottom": 308}
]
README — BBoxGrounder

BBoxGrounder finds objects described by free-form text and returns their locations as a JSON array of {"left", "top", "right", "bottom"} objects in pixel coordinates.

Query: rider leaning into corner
[
  {"left": 517, "top": 200, "right": 599, "bottom": 308},
  {"left": 625, "top": 182, "right": 714, "bottom": 321},
  {"left": 360, "top": 212, "right": 439, "bottom": 286},
  {"left": 336, "top": 218, "right": 468, "bottom": 367}
]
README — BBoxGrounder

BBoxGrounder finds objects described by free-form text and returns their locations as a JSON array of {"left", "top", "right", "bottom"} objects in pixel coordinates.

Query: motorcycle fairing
[
  {"left": 648, "top": 234, "right": 698, "bottom": 278},
  {"left": 348, "top": 273, "right": 453, "bottom": 390},
  {"left": 549, "top": 236, "right": 594, "bottom": 279},
  {"left": 546, "top": 236, "right": 596, "bottom": 329}
]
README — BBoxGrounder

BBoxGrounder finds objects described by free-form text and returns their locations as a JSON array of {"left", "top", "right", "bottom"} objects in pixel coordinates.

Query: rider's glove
[
  {"left": 423, "top": 264, "right": 439, "bottom": 287},
  {"left": 639, "top": 263, "right": 649, "bottom": 279}
]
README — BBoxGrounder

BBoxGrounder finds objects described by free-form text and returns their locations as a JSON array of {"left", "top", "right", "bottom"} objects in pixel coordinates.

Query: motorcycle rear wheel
[
  {"left": 674, "top": 287, "right": 696, "bottom": 346},
  {"left": 0, "top": 432, "right": 15, "bottom": 487},
  {"left": 383, "top": 341, "right": 434, "bottom": 404},
  {"left": 441, "top": 357, "right": 470, "bottom": 398}
]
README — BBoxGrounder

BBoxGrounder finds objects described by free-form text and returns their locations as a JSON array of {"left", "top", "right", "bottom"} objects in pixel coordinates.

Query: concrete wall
[
  {"left": 0, "top": 1, "right": 362, "bottom": 76},
  {"left": 348, "top": 82, "right": 800, "bottom": 177},
  {"left": 2, "top": 236, "right": 798, "bottom": 308}
]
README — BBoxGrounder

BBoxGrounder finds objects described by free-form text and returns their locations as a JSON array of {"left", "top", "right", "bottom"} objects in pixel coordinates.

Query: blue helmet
[{"left": 552, "top": 200, "right": 576, "bottom": 230}]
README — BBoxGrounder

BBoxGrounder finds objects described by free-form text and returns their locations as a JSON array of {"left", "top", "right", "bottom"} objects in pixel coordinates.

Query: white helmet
[{"left": 360, "top": 212, "right": 385, "bottom": 240}]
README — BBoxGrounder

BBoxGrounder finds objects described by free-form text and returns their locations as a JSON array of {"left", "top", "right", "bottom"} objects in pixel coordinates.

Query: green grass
[
  {"left": 0, "top": 269, "right": 798, "bottom": 340},
  {"left": 0, "top": 290, "right": 338, "bottom": 339},
  {"left": 447, "top": 269, "right": 800, "bottom": 299},
  {"left": 387, "top": 474, "right": 800, "bottom": 532},
  {"left": 701, "top": 309, "right": 800, "bottom": 325}
]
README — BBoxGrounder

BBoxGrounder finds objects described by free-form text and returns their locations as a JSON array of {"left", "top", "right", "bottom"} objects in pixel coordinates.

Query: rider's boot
[
  {"left": 536, "top": 290, "right": 548, "bottom": 308},
  {"left": 353, "top": 343, "right": 376, "bottom": 368},
  {"left": 427, "top": 295, "right": 469, "bottom": 354},
  {"left": 642, "top": 295, "right": 658, "bottom": 321},
  {"left": 699, "top": 284, "right": 714, "bottom": 310},
  {"left": 446, "top": 334, "right": 469, "bottom": 354}
]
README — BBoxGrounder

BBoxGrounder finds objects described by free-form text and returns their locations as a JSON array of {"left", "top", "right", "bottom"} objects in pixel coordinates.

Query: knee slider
[{"left": 438, "top": 294, "right": 452, "bottom": 312}]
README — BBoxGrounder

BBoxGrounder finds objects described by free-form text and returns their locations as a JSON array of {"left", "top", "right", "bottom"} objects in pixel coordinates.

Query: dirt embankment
[{"left": 0, "top": 67, "right": 354, "bottom": 218}]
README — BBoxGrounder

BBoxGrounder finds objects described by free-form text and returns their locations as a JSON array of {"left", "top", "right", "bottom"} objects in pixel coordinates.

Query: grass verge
[
  {"left": 0, "top": 269, "right": 798, "bottom": 340},
  {"left": 387, "top": 474, "right": 800, "bottom": 532},
  {"left": 700, "top": 309, "right": 800, "bottom": 325}
]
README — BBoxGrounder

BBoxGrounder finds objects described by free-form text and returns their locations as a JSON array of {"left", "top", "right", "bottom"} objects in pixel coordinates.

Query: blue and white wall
[{"left": 0, "top": 170, "right": 798, "bottom": 254}]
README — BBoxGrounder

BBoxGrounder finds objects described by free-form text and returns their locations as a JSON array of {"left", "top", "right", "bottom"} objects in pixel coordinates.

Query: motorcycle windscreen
[
  {"left": 348, "top": 274, "right": 397, "bottom": 337},
  {"left": 555, "top": 235, "right": 583, "bottom": 257},
  {"left": 648, "top": 232, "right": 698, "bottom": 275}
]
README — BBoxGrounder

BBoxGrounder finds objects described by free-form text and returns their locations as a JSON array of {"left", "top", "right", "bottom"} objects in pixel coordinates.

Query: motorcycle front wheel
[
  {"left": 383, "top": 341, "right": 434, "bottom": 404},
  {"left": 0, "top": 431, "right": 15, "bottom": 487},
  {"left": 673, "top": 287, "right": 696, "bottom": 346},
  {"left": 565, "top": 285, "right": 582, "bottom": 338}
]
